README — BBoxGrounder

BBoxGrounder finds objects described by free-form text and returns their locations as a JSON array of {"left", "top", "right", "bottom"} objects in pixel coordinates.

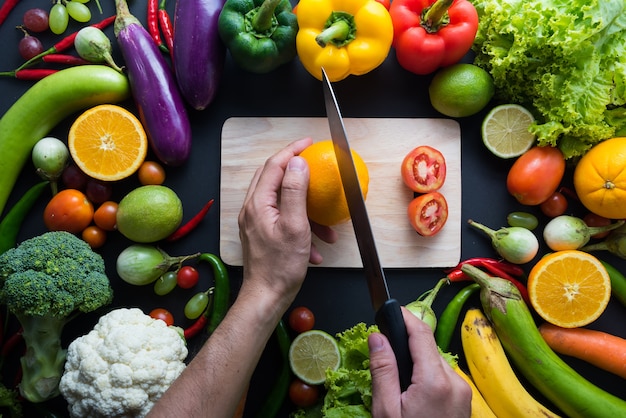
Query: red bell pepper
[{"left": 389, "top": 0, "right": 478, "bottom": 75}]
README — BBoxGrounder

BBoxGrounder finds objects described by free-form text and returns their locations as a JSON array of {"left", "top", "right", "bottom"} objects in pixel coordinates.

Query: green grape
[
  {"left": 66, "top": 1, "right": 91, "bottom": 23},
  {"left": 184, "top": 290, "right": 212, "bottom": 320},
  {"left": 153, "top": 271, "right": 177, "bottom": 296},
  {"left": 72, "top": 0, "right": 91, "bottom": 3},
  {"left": 49, "top": 3, "right": 69, "bottom": 35},
  {"left": 507, "top": 211, "right": 539, "bottom": 230}
]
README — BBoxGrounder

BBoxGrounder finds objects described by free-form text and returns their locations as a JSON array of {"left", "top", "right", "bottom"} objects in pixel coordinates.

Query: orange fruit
[
  {"left": 299, "top": 140, "right": 369, "bottom": 226},
  {"left": 573, "top": 137, "right": 626, "bottom": 219},
  {"left": 68, "top": 104, "right": 148, "bottom": 181},
  {"left": 527, "top": 250, "right": 611, "bottom": 328}
]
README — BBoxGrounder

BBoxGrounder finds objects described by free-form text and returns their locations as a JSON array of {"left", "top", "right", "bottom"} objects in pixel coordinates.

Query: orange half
[
  {"left": 68, "top": 104, "right": 148, "bottom": 181},
  {"left": 527, "top": 250, "right": 611, "bottom": 328}
]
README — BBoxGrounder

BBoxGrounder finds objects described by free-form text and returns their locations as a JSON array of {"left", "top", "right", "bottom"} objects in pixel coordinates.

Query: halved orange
[
  {"left": 527, "top": 250, "right": 611, "bottom": 328},
  {"left": 68, "top": 104, "right": 148, "bottom": 181}
]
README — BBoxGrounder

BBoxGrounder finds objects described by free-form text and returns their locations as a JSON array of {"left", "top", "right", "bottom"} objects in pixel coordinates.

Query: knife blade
[{"left": 321, "top": 68, "right": 413, "bottom": 391}]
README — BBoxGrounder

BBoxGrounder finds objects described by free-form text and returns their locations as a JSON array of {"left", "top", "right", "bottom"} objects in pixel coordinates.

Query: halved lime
[
  {"left": 481, "top": 104, "right": 536, "bottom": 159},
  {"left": 288, "top": 330, "right": 341, "bottom": 385}
]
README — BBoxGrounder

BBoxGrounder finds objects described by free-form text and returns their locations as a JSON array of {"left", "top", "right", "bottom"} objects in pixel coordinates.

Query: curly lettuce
[{"left": 470, "top": 0, "right": 626, "bottom": 158}]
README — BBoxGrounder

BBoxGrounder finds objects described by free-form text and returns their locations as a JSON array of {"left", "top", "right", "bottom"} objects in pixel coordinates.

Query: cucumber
[
  {"left": 0, "top": 65, "right": 130, "bottom": 216},
  {"left": 462, "top": 264, "right": 626, "bottom": 418}
]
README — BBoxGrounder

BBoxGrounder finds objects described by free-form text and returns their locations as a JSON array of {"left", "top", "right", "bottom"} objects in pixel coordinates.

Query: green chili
[
  {"left": 435, "top": 283, "right": 480, "bottom": 352},
  {"left": 0, "top": 181, "right": 48, "bottom": 255},
  {"left": 256, "top": 319, "right": 291, "bottom": 418},
  {"left": 198, "top": 253, "right": 231, "bottom": 333},
  {"left": 600, "top": 260, "right": 626, "bottom": 307}
]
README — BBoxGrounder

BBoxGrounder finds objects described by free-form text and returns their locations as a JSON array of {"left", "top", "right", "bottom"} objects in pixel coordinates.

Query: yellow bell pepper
[{"left": 296, "top": 0, "right": 393, "bottom": 81}]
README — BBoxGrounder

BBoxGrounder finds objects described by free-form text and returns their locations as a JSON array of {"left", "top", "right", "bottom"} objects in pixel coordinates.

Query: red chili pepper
[
  {"left": 0, "top": 0, "right": 21, "bottom": 28},
  {"left": 449, "top": 257, "right": 525, "bottom": 278},
  {"left": 42, "top": 54, "right": 91, "bottom": 65},
  {"left": 0, "top": 68, "right": 59, "bottom": 80},
  {"left": 147, "top": 0, "right": 164, "bottom": 49},
  {"left": 183, "top": 314, "right": 208, "bottom": 339},
  {"left": 166, "top": 199, "right": 215, "bottom": 242},
  {"left": 478, "top": 260, "right": 530, "bottom": 304},
  {"left": 158, "top": 0, "right": 175, "bottom": 55},
  {"left": 446, "top": 268, "right": 470, "bottom": 282},
  {"left": 389, "top": 0, "right": 479, "bottom": 75}
]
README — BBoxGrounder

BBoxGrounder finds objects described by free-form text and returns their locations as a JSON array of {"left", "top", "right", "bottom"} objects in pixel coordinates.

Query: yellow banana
[
  {"left": 453, "top": 366, "right": 497, "bottom": 418},
  {"left": 461, "top": 309, "right": 561, "bottom": 418}
]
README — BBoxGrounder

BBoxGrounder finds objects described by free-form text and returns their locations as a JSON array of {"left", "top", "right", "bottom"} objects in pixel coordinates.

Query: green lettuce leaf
[{"left": 470, "top": 0, "right": 626, "bottom": 158}]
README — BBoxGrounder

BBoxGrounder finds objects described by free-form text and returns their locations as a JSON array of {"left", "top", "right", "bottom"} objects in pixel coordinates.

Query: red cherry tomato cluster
[{"left": 400, "top": 146, "right": 449, "bottom": 236}]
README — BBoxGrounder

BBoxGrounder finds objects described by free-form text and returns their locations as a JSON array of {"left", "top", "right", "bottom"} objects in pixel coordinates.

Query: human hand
[
  {"left": 368, "top": 308, "right": 471, "bottom": 417},
  {"left": 238, "top": 137, "right": 337, "bottom": 308}
]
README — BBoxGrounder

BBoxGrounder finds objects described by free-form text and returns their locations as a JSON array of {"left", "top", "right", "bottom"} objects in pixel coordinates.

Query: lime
[
  {"left": 289, "top": 330, "right": 341, "bottom": 385},
  {"left": 429, "top": 63, "right": 495, "bottom": 118},
  {"left": 482, "top": 104, "right": 536, "bottom": 158},
  {"left": 116, "top": 185, "right": 183, "bottom": 243}
]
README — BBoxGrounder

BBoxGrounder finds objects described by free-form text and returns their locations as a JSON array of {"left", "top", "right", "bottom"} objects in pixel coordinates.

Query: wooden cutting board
[{"left": 219, "top": 117, "right": 461, "bottom": 268}]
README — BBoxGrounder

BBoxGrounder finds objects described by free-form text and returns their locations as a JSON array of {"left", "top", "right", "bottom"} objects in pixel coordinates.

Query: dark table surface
[{"left": 1, "top": 0, "right": 625, "bottom": 416}]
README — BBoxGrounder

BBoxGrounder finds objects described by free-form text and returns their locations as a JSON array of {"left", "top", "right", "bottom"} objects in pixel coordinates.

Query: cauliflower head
[{"left": 59, "top": 308, "right": 188, "bottom": 418}]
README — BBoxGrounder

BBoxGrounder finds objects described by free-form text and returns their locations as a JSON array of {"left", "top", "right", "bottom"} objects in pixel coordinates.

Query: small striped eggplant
[
  {"left": 113, "top": 0, "right": 191, "bottom": 166},
  {"left": 173, "top": 0, "right": 226, "bottom": 110}
]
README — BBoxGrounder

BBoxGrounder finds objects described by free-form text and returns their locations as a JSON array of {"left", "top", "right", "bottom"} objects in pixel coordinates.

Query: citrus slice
[
  {"left": 481, "top": 104, "right": 536, "bottom": 158},
  {"left": 68, "top": 104, "right": 148, "bottom": 181},
  {"left": 288, "top": 330, "right": 341, "bottom": 385},
  {"left": 527, "top": 250, "right": 611, "bottom": 328}
]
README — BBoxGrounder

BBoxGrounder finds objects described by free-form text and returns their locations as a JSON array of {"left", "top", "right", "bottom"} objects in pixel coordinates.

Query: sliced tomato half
[
  {"left": 408, "top": 192, "right": 448, "bottom": 236},
  {"left": 401, "top": 145, "right": 447, "bottom": 193}
]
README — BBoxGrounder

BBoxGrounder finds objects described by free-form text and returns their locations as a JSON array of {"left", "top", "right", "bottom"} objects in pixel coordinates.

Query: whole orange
[
  {"left": 574, "top": 137, "right": 626, "bottom": 219},
  {"left": 299, "top": 140, "right": 369, "bottom": 226}
]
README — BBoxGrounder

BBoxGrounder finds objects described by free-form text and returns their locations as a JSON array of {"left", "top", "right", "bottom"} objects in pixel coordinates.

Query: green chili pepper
[
  {"left": 256, "top": 319, "right": 291, "bottom": 418},
  {"left": 0, "top": 181, "right": 48, "bottom": 255},
  {"left": 218, "top": 0, "right": 298, "bottom": 73},
  {"left": 600, "top": 260, "right": 626, "bottom": 307},
  {"left": 198, "top": 253, "right": 231, "bottom": 333},
  {"left": 434, "top": 283, "right": 480, "bottom": 352}
]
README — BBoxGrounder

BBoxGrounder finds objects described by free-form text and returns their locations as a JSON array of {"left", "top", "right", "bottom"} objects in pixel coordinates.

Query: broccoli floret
[{"left": 0, "top": 231, "right": 113, "bottom": 403}]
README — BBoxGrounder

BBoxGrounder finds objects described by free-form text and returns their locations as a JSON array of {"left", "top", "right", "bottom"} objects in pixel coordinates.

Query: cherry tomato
[
  {"left": 540, "top": 191, "right": 568, "bottom": 218},
  {"left": 583, "top": 212, "right": 612, "bottom": 239},
  {"left": 138, "top": 161, "right": 166, "bottom": 185},
  {"left": 288, "top": 306, "right": 315, "bottom": 333},
  {"left": 81, "top": 225, "right": 106, "bottom": 249},
  {"left": 149, "top": 308, "right": 175, "bottom": 326},
  {"left": 289, "top": 378, "right": 320, "bottom": 408},
  {"left": 506, "top": 146, "right": 565, "bottom": 205},
  {"left": 43, "top": 189, "right": 94, "bottom": 233},
  {"left": 407, "top": 192, "right": 448, "bottom": 236},
  {"left": 401, "top": 145, "right": 447, "bottom": 193},
  {"left": 177, "top": 265, "right": 200, "bottom": 289},
  {"left": 93, "top": 201, "right": 119, "bottom": 231}
]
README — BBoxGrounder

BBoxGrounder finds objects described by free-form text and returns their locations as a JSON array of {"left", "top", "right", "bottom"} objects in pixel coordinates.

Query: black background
[{"left": 1, "top": 0, "right": 625, "bottom": 416}]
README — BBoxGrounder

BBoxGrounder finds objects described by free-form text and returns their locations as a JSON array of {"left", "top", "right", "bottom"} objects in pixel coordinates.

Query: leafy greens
[{"left": 470, "top": 0, "right": 626, "bottom": 158}]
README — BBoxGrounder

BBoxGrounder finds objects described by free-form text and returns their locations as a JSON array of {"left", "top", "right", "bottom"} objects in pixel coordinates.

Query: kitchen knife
[{"left": 321, "top": 68, "right": 413, "bottom": 391}]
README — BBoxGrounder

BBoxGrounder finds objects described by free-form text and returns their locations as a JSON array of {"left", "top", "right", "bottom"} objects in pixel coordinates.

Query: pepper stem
[
  {"left": 316, "top": 11, "right": 356, "bottom": 48},
  {"left": 251, "top": 0, "right": 281, "bottom": 33},
  {"left": 422, "top": 0, "right": 454, "bottom": 33}
]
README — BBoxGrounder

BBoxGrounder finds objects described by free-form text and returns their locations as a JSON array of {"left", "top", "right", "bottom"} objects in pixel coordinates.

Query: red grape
[
  {"left": 85, "top": 179, "right": 113, "bottom": 205},
  {"left": 23, "top": 8, "right": 50, "bottom": 33},
  {"left": 18, "top": 32, "right": 44, "bottom": 60},
  {"left": 61, "top": 164, "right": 89, "bottom": 190}
]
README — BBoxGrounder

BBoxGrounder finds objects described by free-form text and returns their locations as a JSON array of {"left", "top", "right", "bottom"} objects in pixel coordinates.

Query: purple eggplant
[
  {"left": 113, "top": 0, "right": 191, "bottom": 166},
  {"left": 173, "top": 0, "right": 226, "bottom": 110}
]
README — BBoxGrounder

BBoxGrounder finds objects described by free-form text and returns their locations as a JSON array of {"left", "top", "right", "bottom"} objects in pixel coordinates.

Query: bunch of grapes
[
  {"left": 49, "top": 0, "right": 93, "bottom": 35},
  {"left": 18, "top": 8, "right": 49, "bottom": 59}
]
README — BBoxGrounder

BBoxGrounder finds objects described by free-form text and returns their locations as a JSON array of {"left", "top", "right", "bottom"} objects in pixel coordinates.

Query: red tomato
[
  {"left": 289, "top": 378, "right": 320, "bottom": 408},
  {"left": 401, "top": 146, "right": 447, "bottom": 193},
  {"left": 583, "top": 212, "right": 612, "bottom": 239},
  {"left": 407, "top": 192, "right": 448, "bottom": 236},
  {"left": 43, "top": 189, "right": 94, "bottom": 233},
  {"left": 81, "top": 225, "right": 107, "bottom": 249},
  {"left": 177, "top": 266, "right": 200, "bottom": 289},
  {"left": 149, "top": 308, "right": 175, "bottom": 326},
  {"left": 288, "top": 306, "right": 315, "bottom": 333},
  {"left": 93, "top": 201, "right": 119, "bottom": 231},
  {"left": 540, "top": 191, "right": 568, "bottom": 218},
  {"left": 506, "top": 146, "right": 565, "bottom": 206},
  {"left": 138, "top": 161, "right": 166, "bottom": 185}
]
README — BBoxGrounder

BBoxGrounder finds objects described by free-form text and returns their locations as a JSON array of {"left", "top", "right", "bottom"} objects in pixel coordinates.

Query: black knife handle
[{"left": 375, "top": 299, "right": 413, "bottom": 391}]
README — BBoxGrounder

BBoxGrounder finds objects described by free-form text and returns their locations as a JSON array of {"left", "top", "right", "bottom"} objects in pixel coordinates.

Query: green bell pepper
[{"left": 218, "top": 0, "right": 298, "bottom": 74}]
